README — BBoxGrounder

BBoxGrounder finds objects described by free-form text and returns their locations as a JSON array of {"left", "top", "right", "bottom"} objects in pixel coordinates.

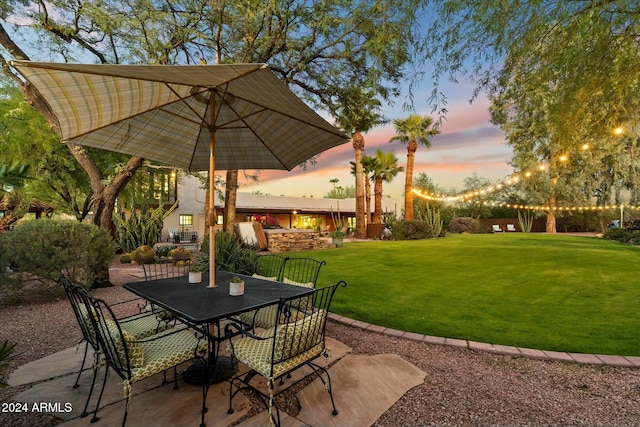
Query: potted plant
[
  {"left": 329, "top": 229, "right": 347, "bottom": 247},
  {"left": 188, "top": 254, "right": 207, "bottom": 283},
  {"left": 229, "top": 276, "right": 245, "bottom": 296}
]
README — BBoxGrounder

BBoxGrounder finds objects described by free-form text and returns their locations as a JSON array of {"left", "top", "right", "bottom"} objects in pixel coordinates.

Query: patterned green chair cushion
[
  {"left": 282, "top": 277, "right": 314, "bottom": 288},
  {"left": 230, "top": 310, "right": 326, "bottom": 379},
  {"left": 130, "top": 329, "right": 207, "bottom": 383},
  {"left": 120, "top": 312, "right": 172, "bottom": 339},
  {"left": 103, "top": 319, "right": 146, "bottom": 368},
  {"left": 252, "top": 273, "right": 278, "bottom": 281}
]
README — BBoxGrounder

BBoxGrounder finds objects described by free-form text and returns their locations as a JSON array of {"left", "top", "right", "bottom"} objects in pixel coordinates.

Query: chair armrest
[{"left": 224, "top": 321, "right": 265, "bottom": 340}]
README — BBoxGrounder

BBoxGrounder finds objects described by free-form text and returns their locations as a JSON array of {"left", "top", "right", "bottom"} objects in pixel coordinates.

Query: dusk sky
[{"left": 239, "top": 82, "right": 515, "bottom": 199}]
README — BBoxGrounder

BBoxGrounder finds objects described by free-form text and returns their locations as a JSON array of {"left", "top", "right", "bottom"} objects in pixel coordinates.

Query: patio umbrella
[{"left": 10, "top": 61, "right": 348, "bottom": 286}]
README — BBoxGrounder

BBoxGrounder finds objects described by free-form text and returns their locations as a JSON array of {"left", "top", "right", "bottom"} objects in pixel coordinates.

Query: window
[{"left": 179, "top": 214, "right": 193, "bottom": 227}]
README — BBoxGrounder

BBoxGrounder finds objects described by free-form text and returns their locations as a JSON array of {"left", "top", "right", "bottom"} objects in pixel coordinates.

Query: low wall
[{"left": 263, "top": 229, "right": 333, "bottom": 253}]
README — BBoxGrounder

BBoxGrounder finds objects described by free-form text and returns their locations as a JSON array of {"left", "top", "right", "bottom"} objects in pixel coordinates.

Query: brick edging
[{"left": 327, "top": 313, "right": 640, "bottom": 368}]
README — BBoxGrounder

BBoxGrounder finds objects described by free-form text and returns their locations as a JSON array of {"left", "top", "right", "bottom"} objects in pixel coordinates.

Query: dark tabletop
[{"left": 123, "top": 270, "right": 313, "bottom": 324}]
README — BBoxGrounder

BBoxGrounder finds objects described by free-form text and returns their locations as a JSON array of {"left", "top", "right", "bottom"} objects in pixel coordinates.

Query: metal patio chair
[
  {"left": 253, "top": 253, "right": 288, "bottom": 281},
  {"left": 244, "top": 257, "right": 326, "bottom": 330},
  {"left": 59, "top": 277, "right": 173, "bottom": 419},
  {"left": 86, "top": 294, "right": 207, "bottom": 427},
  {"left": 227, "top": 281, "right": 346, "bottom": 427},
  {"left": 236, "top": 254, "right": 289, "bottom": 328},
  {"left": 281, "top": 257, "right": 326, "bottom": 287}
]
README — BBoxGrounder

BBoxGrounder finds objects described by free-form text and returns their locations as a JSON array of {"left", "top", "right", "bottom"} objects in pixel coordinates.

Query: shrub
[
  {"left": 603, "top": 228, "right": 640, "bottom": 244},
  {"left": 198, "top": 232, "right": 258, "bottom": 274},
  {"left": 0, "top": 219, "right": 115, "bottom": 298},
  {"left": 390, "top": 220, "right": 430, "bottom": 240},
  {"left": 449, "top": 217, "right": 480, "bottom": 233}
]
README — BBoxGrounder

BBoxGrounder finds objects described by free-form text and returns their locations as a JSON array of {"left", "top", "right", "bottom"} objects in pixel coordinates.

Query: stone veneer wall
[{"left": 264, "top": 229, "right": 334, "bottom": 253}]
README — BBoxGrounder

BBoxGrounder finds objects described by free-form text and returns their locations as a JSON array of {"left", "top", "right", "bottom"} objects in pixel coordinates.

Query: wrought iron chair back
[
  {"left": 280, "top": 257, "right": 326, "bottom": 287},
  {"left": 85, "top": 295, "right": 206, "bottom": 427},
  {"left": 253, "top": 253, "right": 288, "bottom": 281},
  {"left": 228, "top": 281, "right": 346, "bottom": 426},
  {"left": 140, "top": 260, "right": 190, "bottom": 281},
  {"left": 58, "top": 277, "right": 102, "bottom": 418}
]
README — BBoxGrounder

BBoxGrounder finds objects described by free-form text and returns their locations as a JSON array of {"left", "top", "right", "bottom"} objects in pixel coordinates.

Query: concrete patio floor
[{"left": 8, "top": 335, "right": 426, "bottom": 427}]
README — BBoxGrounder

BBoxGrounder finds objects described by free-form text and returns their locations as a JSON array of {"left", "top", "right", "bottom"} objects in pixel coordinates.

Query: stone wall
[{"left": 264, "top": 229, "right": 334, "bottom": 253}]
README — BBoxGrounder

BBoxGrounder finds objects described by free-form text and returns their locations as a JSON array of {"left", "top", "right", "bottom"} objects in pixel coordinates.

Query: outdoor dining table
[{"left": 123, "top": 269, "right": 314, "bottom": 427}]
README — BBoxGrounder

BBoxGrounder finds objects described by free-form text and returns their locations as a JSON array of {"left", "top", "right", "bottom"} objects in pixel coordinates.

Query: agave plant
[
  {"left": 0, "top": 340, "right": 19, "bottom": 387},
  {"left": 113, "top": 200, "right": 178, "bottom": 253}
]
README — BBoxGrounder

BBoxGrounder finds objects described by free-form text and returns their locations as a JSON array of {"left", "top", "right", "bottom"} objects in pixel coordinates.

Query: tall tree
[
  {"left": 389, "top": 114, "right": 440, "bottom": 220},
  {"left": 424, "top": 1, "right": 640, "bottom": 232},
  {"left": 372, "top": 149, "right": 403, "bottom": 224},
  {"left": 0, "top": 0, "right": 423, "bottom": 238},
  {"left": 334, "top": 87, "right": 386, "bottom": 238},
  {"left": 351, "top": 155, "right": 378, "bottom": 225}
]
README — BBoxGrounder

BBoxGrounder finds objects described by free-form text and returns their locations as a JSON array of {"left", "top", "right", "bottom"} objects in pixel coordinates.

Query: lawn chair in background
[
  {"left": 87, "top": 294, "right": 207, "bottom": 426},
  {"left": 227, "top": 281, "right": 346, "bottom": 427},
  {"left": 506, "top": 224, "right": 517, "bottom": 232},
  {"left": 492, "top": 224, "right": 503, "bottom": 232}
]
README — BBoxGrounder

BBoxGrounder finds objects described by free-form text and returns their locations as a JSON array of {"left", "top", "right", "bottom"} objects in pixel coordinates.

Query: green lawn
[{"left": 289, "top": 233, "right": 640, "bottom": 356}]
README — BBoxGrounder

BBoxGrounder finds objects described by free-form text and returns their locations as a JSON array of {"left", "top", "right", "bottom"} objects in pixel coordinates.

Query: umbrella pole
[{"left": 208, "top": 92, "right": 216, "bottom": 287}]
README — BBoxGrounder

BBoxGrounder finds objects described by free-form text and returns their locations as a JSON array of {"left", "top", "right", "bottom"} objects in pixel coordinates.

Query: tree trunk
[
  {"left": 546, "top": 194, "right": 557, "bottom": 233},
  {"left": 224, "top": 170, "right": 238, "bottom": 234},
  {"left": 365, "top": 179, "right": 372, "bottom": 225},
  {"left": 404, "top": 140, "right": 418, "bottom": 220},
  {"left": 373, "top": 177, "right": 383, "bottom": 223},
  {"left": 353, "top": 132, "right": 366, "bottom": 238},
  {"left": 70, "top": 145, "right": 144, "bottom": 287}
]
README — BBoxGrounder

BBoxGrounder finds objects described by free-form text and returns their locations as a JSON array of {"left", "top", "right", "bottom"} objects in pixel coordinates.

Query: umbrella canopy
[
  {"left": 10, "top": 61, "right": 347, "bottom": 172},
  {"left": 11, "top": 60, "right": 349, "bottom": 285}
]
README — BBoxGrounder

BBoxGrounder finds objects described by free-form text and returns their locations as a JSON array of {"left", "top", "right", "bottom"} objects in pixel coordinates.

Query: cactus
[
  {"left": 169, "top": 247, "right": 192, "bottom": 265},
  {"left": 132, "top": 245, "right": 155, "bottom": 264},
  {"left": 119, "top": 253, "right": 132, "bottom": 264}
]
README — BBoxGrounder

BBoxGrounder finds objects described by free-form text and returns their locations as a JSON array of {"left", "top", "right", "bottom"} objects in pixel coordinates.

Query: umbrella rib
[{"left": 219, "top": 90, "right": 348, "bottom": 140}]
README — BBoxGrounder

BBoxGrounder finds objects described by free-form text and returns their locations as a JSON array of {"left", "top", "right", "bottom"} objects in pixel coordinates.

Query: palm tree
[
  {"left": 334, "top": 88, "right": 386, "bottom": 238},
  {"left": 351, "top": 155, "right": 378, "bottom": 227},
  {"left": 389, "top": 114, "right": 440, "bottom": 220},
  {"left": 372, "top": 150, "right": 403, "bottom": 224}
]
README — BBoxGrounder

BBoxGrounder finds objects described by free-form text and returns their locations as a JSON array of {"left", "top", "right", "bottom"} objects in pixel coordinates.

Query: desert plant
[
  {"left": 169, "top": 247, "right": 192, "bottom": 265},
  {"left": 0, "top": 219, "right": 115, "bottom": 292},
  {"left": 417, "top": 205, "right": 443, "bottom": 238},
  {"left": 330, "top": 202, "right": 347, "bottom": 238},
  {"left": 517, "top": 210, "right": 534, "bottom": 233},
  {"left": 199, "top": 232, "right": 258, "bottom": 275},
  {"left": 131, "top": 245, "right": 156, "bottom": 264},
  {"left": 113, "top": 200, "right": 178, "bottom": 253},
  {"left": 0, "top": 340, "right": 19, "bottom": 387},
  {"left": 119, "top": 253, "right": 132, "bottom": 264}
]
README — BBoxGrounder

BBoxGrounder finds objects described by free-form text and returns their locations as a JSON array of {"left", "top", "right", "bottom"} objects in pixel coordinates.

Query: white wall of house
[{"left": 162, "top": 173, "right": 206, "bottom": 242}]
